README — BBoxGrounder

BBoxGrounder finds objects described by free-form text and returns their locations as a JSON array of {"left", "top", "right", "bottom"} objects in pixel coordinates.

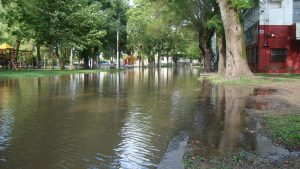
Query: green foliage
[
  {"left": 127, "top": 0, "right": 203, "bottom": 62},
  {"left": 207, "top": 15, "right": 223, "bottom": 35},
  {"left": 229, "top": 0, "right": 257, "bottom": 10},
  {"left": 1, "top": 0, "right": 129, "bottom": 68},
  {"left": 265, "top": 114, "right": 300, "bottom": 149}
]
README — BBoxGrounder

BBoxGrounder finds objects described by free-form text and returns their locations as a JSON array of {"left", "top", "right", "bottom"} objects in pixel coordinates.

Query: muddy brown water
[{"left": 0, "top": 68, "right": 282, "bottom": 169}]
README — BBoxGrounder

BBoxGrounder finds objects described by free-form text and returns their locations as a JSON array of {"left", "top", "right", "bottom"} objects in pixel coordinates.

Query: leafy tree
[
  {"left": 128, "top": 0, "right": 201, "bottom": 68},
  {"left": 2, "top": 0, "right": 113, "bottom": 69},
  {"left": 164, "top": 0, "right": 218, "bottom": 72},
  {"left": 98, "top": 0, "right": 129, "bottom": 65}
]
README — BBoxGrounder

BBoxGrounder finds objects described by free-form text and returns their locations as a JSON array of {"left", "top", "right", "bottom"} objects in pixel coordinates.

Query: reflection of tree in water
[{"left": 190, "top": 80, "right": 255, "bottom": 157}]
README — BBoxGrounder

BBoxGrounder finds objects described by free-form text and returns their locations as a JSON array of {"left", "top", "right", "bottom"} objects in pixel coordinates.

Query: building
[{"left": 244, "top": 0, "right": 300, "bottom": 73}]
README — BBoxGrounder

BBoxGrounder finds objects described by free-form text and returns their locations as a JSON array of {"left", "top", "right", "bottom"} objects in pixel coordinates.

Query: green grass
[
  {"left": 264, "top": 114, "right": 300, "bottom": 150},
  {"left": 0, "top": 69, "right": 119, "bottom": 79},
  {"left": 204, "top": 74, "right": 300, "bottom": 85},
  {"left": 257, "top": 73, "right": 300, "bottom": 80}
]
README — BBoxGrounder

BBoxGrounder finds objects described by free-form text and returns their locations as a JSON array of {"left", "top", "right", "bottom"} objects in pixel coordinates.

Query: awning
[{"left": 0, "top": 43, "right": 14, "bottom": 50}]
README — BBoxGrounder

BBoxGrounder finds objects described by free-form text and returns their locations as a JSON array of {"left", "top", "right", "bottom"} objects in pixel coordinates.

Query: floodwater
[
  {"left": 0, "top": 68, "right": 201, "bottom": 169},
  {"left": 0, "top": 68, "right": 281, "bottom": 169}
]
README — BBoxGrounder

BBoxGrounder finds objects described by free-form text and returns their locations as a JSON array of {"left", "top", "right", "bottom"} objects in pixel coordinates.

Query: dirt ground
[{"left": 260, "top": 80, "right": 300, "bottom": 110}]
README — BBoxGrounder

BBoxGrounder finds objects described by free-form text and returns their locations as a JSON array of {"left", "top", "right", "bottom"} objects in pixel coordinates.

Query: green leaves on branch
[{"left": 229, "top": 0, "right": 256, "bottom": 10}]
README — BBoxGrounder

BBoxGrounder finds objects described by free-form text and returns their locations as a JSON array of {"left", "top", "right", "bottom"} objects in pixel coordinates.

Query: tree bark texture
[
  {"left": 217, "top": 34, "right": 226, "bottom": 75},
  {"left": 199, "top": 30, "right": 214, "bottom": 73},
  {"left": 217, "top": 0, "right": 253, "bottom": 78}
]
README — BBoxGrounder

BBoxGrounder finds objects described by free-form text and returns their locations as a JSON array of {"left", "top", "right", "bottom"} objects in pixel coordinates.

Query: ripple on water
[{"left": 0, "top": 68, "right": 201, "bottom": 169}]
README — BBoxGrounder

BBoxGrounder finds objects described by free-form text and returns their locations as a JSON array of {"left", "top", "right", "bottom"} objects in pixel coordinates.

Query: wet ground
[{"left": 184, "top": 79, "right": 300, "bottom": 169}]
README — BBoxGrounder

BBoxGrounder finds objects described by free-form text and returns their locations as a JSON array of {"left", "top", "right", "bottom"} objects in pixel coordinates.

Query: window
[
  {"left": 294, "top": 0, "right": 300, "bottom": 23},
  {"left": 270, "top": 49, "right": 287, "bottom": 62},
  {"left": 270, "top": 1, "right": 282, "bottom": 9}
]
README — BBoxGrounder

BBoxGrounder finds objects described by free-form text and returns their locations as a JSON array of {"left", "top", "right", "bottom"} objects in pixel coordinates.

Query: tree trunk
[
  {"left": 217, "top": 34, "right": 226, "bottom": 75},
  {"left": 200, "top": 45, "right": 212, "bottom": 72},
  {"left": 199, "top": 31, "right": 214, "bottom": 73},
  {"left": 14, "top": 39, "right": 21, "bottom": 59},
  {"left": 217, "top": 0, "right": 252, "bottom": 79},
  {"left": 139, "top": 58, "right": 141, "bottom": 67},
  {"left": 84, "top": 57, "right": 89, "bottom": 69},
  {"left": 37, "top": 44, "right": 41, "bottom": 69},
  {"left": 70, "top": 48, "right": 74, "bottom": 69},
  {"left": 55, "top": 45, "right": 60, "bottom": 58},
  {"left": 166, "top": 53, "right": 169, "bottom": 67},
  {"left": 60, "top": 48, "right": 67, "bottom": 70},
  {"left": 157, "top": 51, "right": 161, "bottom": 68}
]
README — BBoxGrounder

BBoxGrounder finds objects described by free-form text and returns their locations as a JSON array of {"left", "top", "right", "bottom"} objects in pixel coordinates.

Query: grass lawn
[
  {"left": 0, "top": 69, "right": 119, "bottom": 79},
  {"left": 204, "top": 73, "right": 300, "bottom": 85},
  {"left": 264, "top": 114, "right": 300, "bottom": 150}
]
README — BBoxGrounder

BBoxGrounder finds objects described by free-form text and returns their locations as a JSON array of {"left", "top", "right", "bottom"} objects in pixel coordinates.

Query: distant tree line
[{"left": 0, "top": 0, "right": 128, "bottom": 69}]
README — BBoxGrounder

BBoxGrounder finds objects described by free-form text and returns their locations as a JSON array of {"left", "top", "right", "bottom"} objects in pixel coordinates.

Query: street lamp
[
  {"left": 116, "top": 11, "right": 127, "bottom": 69},
  {"left": 116, "top": 3, "right": 149, "bottom": 69}
]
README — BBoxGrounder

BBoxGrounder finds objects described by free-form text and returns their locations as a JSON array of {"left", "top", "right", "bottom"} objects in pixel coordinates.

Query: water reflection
[
  {"left": 0, "top": 68, "right": 200, "bottom": 169},
  {"left": 190, "top": 80, "right": 256, "bottom": 157}
]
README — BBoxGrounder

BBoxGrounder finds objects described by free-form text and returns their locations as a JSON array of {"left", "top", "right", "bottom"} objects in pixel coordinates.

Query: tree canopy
[{"left": 0, "top": 0, "right": 257, "bottom": 77}]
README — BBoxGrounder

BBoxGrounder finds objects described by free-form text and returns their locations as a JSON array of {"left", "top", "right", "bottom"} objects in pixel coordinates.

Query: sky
[{"left": 128, "top": 0, "right": 134, "bottom": 6}]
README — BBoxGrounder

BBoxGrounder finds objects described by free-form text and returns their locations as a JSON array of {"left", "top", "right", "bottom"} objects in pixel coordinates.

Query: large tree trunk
[
  {"left": 217, "top": 0, "right": 252, "bottom": 78},
  {"left": 217, "top": 34, "right": 226, "bottom": 75},
  {"left": 199, "top": 30, "right": 214, "bottom": 73}
]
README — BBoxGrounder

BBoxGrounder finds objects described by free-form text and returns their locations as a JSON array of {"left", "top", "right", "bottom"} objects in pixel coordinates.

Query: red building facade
[{"left": 244, "top": 0, "right": 300, "bottom": 73}]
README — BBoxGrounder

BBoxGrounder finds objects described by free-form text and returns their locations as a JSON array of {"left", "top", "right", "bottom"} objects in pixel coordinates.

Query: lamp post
[
  {"left": 116, "top": 3, "right": 148, "bottom": 69},
  {"left": 116, "top": 11, "right": 126, "bottom": 69}
]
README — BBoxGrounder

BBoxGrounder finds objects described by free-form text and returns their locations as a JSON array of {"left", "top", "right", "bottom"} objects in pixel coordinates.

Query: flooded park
[{"left": 0, "top": 68, "right": 298, "bottom": 169}]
